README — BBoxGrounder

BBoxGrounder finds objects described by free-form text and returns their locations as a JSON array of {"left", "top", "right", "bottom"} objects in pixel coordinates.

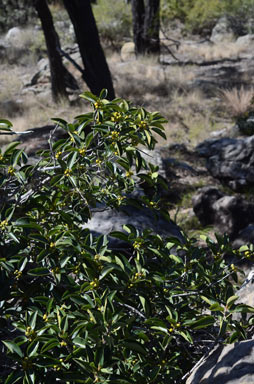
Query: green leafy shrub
[
  {"left": 0, "top": 93, "right": 254, "bottom": 383},
  {"left": 92, "top": 0, "right": 132, "bottom": 49},
  {"left": 161, "top": 0, "right": 254, "bottom": 35}
]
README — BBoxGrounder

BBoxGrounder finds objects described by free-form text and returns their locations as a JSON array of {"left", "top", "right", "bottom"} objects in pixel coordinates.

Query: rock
[
  {"left": 84, "top": 204, "right": 184, "bottom": 249},
  {"left": 121, "top": 42, "right": 135, "bottom": 61},
  {"left": 232, "top": 224, "right": 254, "bottom": 249},
  {"left": 186, "top": 339, "right": 254, "bottom": 384},
  {"left": 5, "top": 27, "right": 23, "bottom": 47},
  {"left": 192, "top": 186, "right": 225, "bottom": 226},
  {"left": 210, "top": 17, "right": 235, "bottom": 43},
  {"left": 212, "top": 196, "right": 254, "bottom": 239},
  {"left": 196, "top": 136, "right": 254, "bottom": 191},
  {"left": 236, "top": 34, "right": 254, "bottom": 46},
  {"left": 16, "top": 125, "right": 67, "bottom": 156},
  {"left": 193, "top": 188, "right": 254, "bottom": 239},
  {"left": 236, "top": 114, "right": 254, "bottom": 136},
  {"left": 235, "top": 269, "right": 254, "bottom": 309},
  {"left": 0, "top": 99, "right": 23, "bottom": 118}
]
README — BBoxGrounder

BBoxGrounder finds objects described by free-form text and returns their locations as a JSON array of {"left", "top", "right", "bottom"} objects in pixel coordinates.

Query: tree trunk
[
  {"left": 34, "top": 0, "right": 78, "bottom": 102},
  {"left": 143, "top": 0, "right": 160, "bottom": 54},
  {"left": 131, "top": 0, "right": 160, "bottom": 55},
  {"left": 62, "top": 0, "right": 115, "bottom": 100},
  {"left": 131, "top": 0, "right": 146, "bottom": 55}
]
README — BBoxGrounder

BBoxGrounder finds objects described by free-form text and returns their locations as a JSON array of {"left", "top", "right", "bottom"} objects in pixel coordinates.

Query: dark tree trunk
[
  {"left": 34, "top": 0, "right": 78, "bottom": 102},
  {"left": 131, "top": 0, "right": 146, "bottom": 55},
  {"left": 62, "top": 0, "right": 115, "bottom": 100},
  {"left": 143, "top": 0, "right": 160, "bottom": 54},
  {"left": 131, "top": 0, "right": 160, "bottom": 55}
]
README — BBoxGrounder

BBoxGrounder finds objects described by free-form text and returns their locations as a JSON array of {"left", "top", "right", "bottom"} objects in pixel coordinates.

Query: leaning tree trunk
[
  {"left": 34, "top": 0, "right": 78, "bottom": 102},
  {"left": 62, "top": 0, "right": 115, "bottom": 100},
  {"left": 131, "top": 0, "right": 160, "bottom": 55}
]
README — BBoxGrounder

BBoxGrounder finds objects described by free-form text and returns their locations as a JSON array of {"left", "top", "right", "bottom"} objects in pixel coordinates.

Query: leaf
[
  {"left": 210, "top": 303, "right": 224, "bottom": 312},
  {"left": 80, "top": 91, "right": 98, "bottom": 102},
  {"left": 28, "top": 267, "right": 49, "bottom": 276},
  {"left": 190, "top": 316, "right": 215, "bottom": 330},
  {"left": 123, "top": 341, "right": 146, "bottom": 355},
  {"left": 41, "top": 339, "right": 59, "bottom": 353},
  {"left": 4, "top": 372, "right": 23, "bottom": 384},
  {"left": 179, "top": 330, "right": 193, "bottom": 344},
  {"left": 110, "top": 231, "right": 129, "bottom": 242},
  {"left": 27, "top": 341, "right": 39, "bottom": 357},
  {"left": 2, "top": 340, "right": 23, "bottom": 357},
  {"left": 150, "top": 326, "right": 168, "bottom": 334},
  {"left": 73, "top": 337, "right": 87, "bottom": 348},
  {"left": 67, "top": 151, "right": 78, "bottom": 169},
  {"left": 3, "top": 142, "right": 20, "bottom": 156},
  {"left": 226, "top": 295, "right": 239, "bottom": 308}
]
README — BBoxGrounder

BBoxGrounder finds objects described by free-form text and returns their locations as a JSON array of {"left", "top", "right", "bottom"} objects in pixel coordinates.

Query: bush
[
  {"left": 92, "top": 0, "right": 132, "bottom": 49},
  {"left": 161, "top": 0, "right": 254, "bottom": 35},
  {"left": 0, "top": 93, "right": 254, "bottom": 383}
]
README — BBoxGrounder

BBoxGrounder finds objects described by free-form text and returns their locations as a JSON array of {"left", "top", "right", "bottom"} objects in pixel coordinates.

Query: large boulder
[
  {"left": 5, "top": 26, "right": 23, "bottom": 47},
  {"left": 210, "top": 17, "right": 235, "bottom": 43},
  {"left": 192, "top": 186, "right": 225, "bottom": 226},
  {"left": 186, "top": 339, "right": 254, "bottom": 384},
  {"left": 192, "top": 187, "right": 254, "bottom": 239},
  {"left": 84, "top": 204, "right": 184, "bottom": 248},
  {"left": 232, "top": 224, "right": 254, "bottom": 248},
  {"left": 196, "top": 136, "right": 254, "bottom": 190}
]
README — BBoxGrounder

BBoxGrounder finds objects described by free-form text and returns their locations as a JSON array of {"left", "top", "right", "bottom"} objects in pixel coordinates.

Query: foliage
[
  {"left": 0, "top": 93, "right": 254, "bottom": 383},
  {"left": 0, "top": 0, "right": 35, "bottom": 32},
  {"left": 92, "top": 0, "right": 132, "bottom": 49},
  {"left": 161, "top": 0, "right": 254, "bottom": 35}
]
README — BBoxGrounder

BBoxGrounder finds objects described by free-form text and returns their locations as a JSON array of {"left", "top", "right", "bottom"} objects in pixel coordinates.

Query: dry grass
[
  {"left": 220, "top": 86, "right": 254, "bottom": 118},
  {"left": 178, "top": 41, "right": 246, "bottom": 62}
]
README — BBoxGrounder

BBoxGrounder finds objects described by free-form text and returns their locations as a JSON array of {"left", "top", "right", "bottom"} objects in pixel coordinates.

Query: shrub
[
  {"left": 92, "top": 0, "right": 132, "bottom": 50},
  {"left": 161, "top": 0, "right": 254, "bottom": 35},
  {"left": 0, "top": 93, "right": 254, "bottom": 383}
]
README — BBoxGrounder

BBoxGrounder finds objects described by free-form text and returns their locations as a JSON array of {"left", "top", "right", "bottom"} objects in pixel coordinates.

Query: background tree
[
  {"left": 131, "top": 0, "right": 160, "bottom": 55},
  {"left": 34, "top": 0, "right": 79, "bottom": 102},
  {"left": 62, "top": 0, "right": 115, "bottom": 100}
]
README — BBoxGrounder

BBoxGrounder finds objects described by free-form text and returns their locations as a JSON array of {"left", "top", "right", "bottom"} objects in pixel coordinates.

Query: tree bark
[
  {"left": 33, "top": 0, "right": 78, "bottom": 102},
  {"left": 131, "top": 0, "right": 146, "bottom": 55},
  {"left": 131, "top": 0, "right": 160, "bottom": 55},
  {"left": 62, "top": 0, "right": 115, "bottom": 100}
]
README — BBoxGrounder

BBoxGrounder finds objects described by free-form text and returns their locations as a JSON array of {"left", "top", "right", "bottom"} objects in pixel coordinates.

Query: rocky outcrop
[
  {"left": 186, "top": 339, "right": 254, "bottom": 384},
  {"left": 192, "top": 186, "right": 225, "bottom": 226},
  {"left": 193, "top": 187, "right": 254, "bottom": 239},
  {"left": 196, "top": 136, "right": 254, "bottom": 190},
  {"left": 210, "top": 16, "right": 235, "bottom": 43}
]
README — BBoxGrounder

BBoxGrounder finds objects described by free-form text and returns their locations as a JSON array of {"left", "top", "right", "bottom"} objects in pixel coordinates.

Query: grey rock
[
  {"left": 16, "top": 125, "right": 67, "bottom": 156},
  {"left": 192, "top": 186, "right": 225, "bottom": 226},
  {"left": 84, "top": 204, "right": 184, "bottom": 248},
  {"left": 236, "top": 115, "right": 254, "bottom": 136},
  {"left": 5, "top": 27, "right": 22, "bottom": 47},
  {"left": 196, "top": 136, "right": 254, "bottom": 190},
  {"left": 212, "top": 196, "right": 254, "bottom": 238},
  {"left": 236, "top": 34, "right": 254, "bottom": 46},
  {"left": 210, "top": 17, "right": 235, "bottom": 43},
  {"left": 121, "top": 42, "right": 135, "bottom": 61},
  {"left": 193, "top": 188, "right": 254, "bottom": 239},
  {"left": 186, "top": 340, "right": 254, "bottom": 384},
  {"left": 235, "top": 269, "right": 254, "bottom": 309},
  {"left": 232, "top": 224, "right": 254, "bottom": 248}
]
